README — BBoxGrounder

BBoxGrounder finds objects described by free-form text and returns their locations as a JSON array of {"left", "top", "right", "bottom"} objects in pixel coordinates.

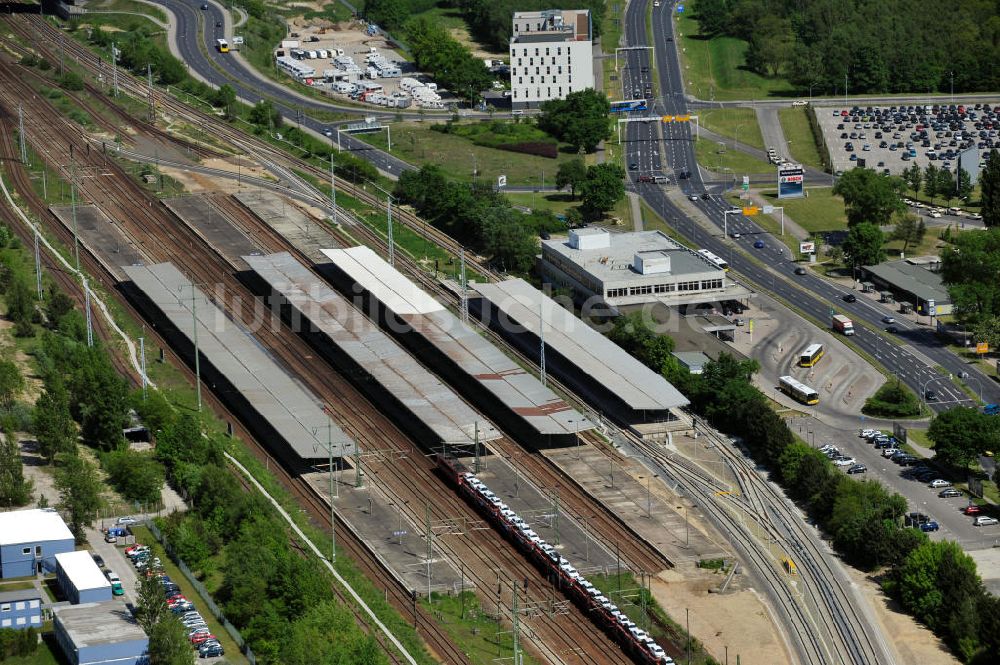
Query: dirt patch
[
  {"left": 652, "top": 568, "right": 793, "bottom": 664},
  {"left": 844, "top": 567, "right": 959, "bottom": 665},
  {"left": 158, "top": 156, "right": 274, "bottom": 194}
]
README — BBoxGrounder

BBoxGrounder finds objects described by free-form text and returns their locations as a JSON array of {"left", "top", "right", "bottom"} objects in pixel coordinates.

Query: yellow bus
[
  {"left": 216, "top": 39, "right": 229, "bottom": 53},
  {"left": 798, "top": 343, "right": 824, "bottom": 367},
  {"left": 779, "top": 375, "right": 819, "bottom": 405}
]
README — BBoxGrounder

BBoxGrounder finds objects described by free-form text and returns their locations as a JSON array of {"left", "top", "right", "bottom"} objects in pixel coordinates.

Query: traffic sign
[
  {"left": 742, "top": 206, "right": 760, "bottom": 216},
  {"left": 763, "top": 205, "right": 774, "bottom": 214},
  {"left": 497, "top": 175, "right": 507, "bottom": 188},
  {"left": 677, "top": 4, "right": 685, "bottom": 12},
  {"left": 675, "top": 115, "right": 690, "bottom": 122},
  {"left": 661, "top": 115, "right": 675, "bottom": 122},
  {"left": 742, "top": 175, "right": 749, "bottom": 192}
]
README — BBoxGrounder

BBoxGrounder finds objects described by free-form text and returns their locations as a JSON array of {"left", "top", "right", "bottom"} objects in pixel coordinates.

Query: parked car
[
  {"left": 973, "top": 516, "right": 999, "bottom": 526},
  {"left": 920, "top": 521, "right": 940, "bottom": 532},
  {"left": 191, "top": 634, "right": 217, "bottom": 645},
  {"left": 833, "top": 457, "right": 856, "bottom": 467},
  {"left": 929, "top": 479, "right": 952, "bottom": 488},
  {"left": 199, "top": 643, "right": 224, "bottom": 658},
  {"left": 963, "top": 504, "right": 982, "bottom": 514},
  {"left": 847, "top": 464, "right": 867, "bottom": 474},
  {"left": 938, "top": 488, "right": 962, "bottom": 498},
  {"left": 116, "top": 516, "right": 138, "bottom": 525}
]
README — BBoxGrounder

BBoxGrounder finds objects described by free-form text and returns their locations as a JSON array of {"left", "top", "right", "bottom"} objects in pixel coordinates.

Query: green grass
[
  {"left": 130, "top": 525, "right": 247, "bottom": 663},
  {"left": 416, "top": 6, "right": 507, "bottom": 58},
  {"left": 694, "top": 137, "right": 772, "bottom": 175},
  {"left": 674, "top": 4, "right": 795, "bottom": 101},
  {"left": 1, "top": 635, "right": 63, "bottom": 665},
  {"left": 0, "top": 580, "right": 37, "bottom": 591},
  {"left": 505, "top": 191, "right": 577, "bottom": 216},
  {"left": 357, "top": 122, "right": 582, "bottom": 186},
  {"left": 778, "top": 107, "right": 824, "bottom": 170},
  {"left": 85, "top": 0, "right": 168, "bottom": 24},
  {"left": 759, "top": 188, "right": 848, "bottom": 233},
  {"left": 906, "top": 427, "right": 933, "bottom": 450},
  {"left": 697, "top": 108, "right": 765, "bottom": 149},
  {"left": 422, "top": 592, "right": 538, "bottom": 665}
]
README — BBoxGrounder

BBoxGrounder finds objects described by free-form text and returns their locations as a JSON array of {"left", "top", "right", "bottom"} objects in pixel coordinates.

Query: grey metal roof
[
  {"left": 123, "top": 263, "right": 352, "bottom": 460},
  {"left": 244, "top": 252, "right": 500, "bottom": 444},
  {"left": 471, "top": 279, "right": 690, "bottom": 412},
  {"left": 862, "top": 260, "right": 951, "bottom": 304},
  {"left": 321, "top": 247, "right": 590, "bottom": 436}
]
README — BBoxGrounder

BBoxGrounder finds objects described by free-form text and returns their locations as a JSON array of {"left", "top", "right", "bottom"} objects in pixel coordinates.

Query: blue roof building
[{"left": 0, "top": 509, "right": 75, "bottom": 578}]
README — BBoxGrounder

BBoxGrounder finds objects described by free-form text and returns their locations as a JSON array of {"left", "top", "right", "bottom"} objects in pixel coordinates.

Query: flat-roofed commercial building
[
  {"left": 509, "top": 9, "right": 594, "bottom": 109},
  {"left": 540, "top": 228, "right": 752, "bottom": 310},
  {"left": 53, "top": 603, "right": 148, "bottom": 665},
  {"left": 55, "top": 551, "right": 112, "bottom": 605},
  {"left": 0, "top": 508, "right": 75, "bottom": 578}
]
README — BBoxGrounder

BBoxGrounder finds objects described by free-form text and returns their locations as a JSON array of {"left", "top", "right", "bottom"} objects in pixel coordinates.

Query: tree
[
  {"left": 537, "top": 89, "right": 611, "bottom": 153},
  {"left": 55, "top": 453, "right": 102, "bottom": 542},
  {"left": 134, "top": 572, "right": 168, "bottom": 633},
  {"left": 841, "top": 222, "right": 886, "bottom": 267},
  {"left": 580, "top": 163, "right": 625, "bottom": 220},
  {"left": 0, "top": 360, "right": 24, "bottom": 410},
  {"left": 556, "top": 158, "right": 587, "bottom": 199},
  {"left": 940, "top": 229, "right": 1000, "bottom": 320},
  {"left": 608, "top": 312, "right": 677, "bottom": 374},
  {"left": 928, "top": 407, "right": 1000, "bottom": 468},
  {"left": 215, "top": 84, "right": 236, "bottom": 119},
  {"left": 971, "top": 315, "right": 1000, "bottom": 350},
  {"left": 904, "top": 164, "right": 922, "bottom": 198},
  {"left": 957, "top": 165, "right": 973, "bottom": 203},
  {"left": 890, "top": 212, "right": 926, "bottom": 255},
  {"left": 148, "top": 616, "right": 194, "bottom": 665},
  {"left": 832, "top": 168, "right": 906, "bottom": 227},
  {"left": 923, "top": 164, "right": 939, "bottom": 200},
  {"left": 248, "top": 100, "right": 281, "bottom": 130},
  {"left": 981, "top": 149, "right": 1000, "bottom": 228},
  {"left": 0, "top": 428, "right": 33, "bottom": 507},
  {"left": 33, "top": 380, "right": 77, "bottom": 464},
  {"left": 936, "top": 167, "right": 957, "bottom": 204}
]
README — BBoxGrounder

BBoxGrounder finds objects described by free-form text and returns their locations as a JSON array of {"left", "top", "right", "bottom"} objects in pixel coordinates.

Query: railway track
[
  {"left": 615, "top": 419, "right": 889, "bottom": 665},
  {"left": 0, "top": 57, "right": 645, "bottom": 665},
  {"left": 2, "top": 15, "right": 499, "bottom": 281}
]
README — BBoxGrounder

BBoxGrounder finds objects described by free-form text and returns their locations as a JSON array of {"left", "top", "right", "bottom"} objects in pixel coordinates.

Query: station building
[
  {"left": 0, "top": 508, "right": 75, "bottom": 578},
  {"left": 55, "top": 551, "right": 112, "bottom": 605},
  {"left": 53, "top": 603, "right": 148, "bottom": 665},
  {"left": 509, "top": 9, "right": 594, "bottom": 109},
  {"left": 0, "top": 590, "right": 43, "bottom": 630},
  {"left": 540, "top": 228, "right": 752, "bottom": 312}
]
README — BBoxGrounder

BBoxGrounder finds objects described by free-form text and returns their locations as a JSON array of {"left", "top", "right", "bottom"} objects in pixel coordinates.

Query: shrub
[{"left": 862, "top": 382, "right": 922, "bottom": 417}]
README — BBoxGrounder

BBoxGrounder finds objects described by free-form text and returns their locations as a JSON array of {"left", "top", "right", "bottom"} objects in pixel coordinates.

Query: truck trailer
[{"left": 832, "top": 314, "right": 854, "bottom": 335}]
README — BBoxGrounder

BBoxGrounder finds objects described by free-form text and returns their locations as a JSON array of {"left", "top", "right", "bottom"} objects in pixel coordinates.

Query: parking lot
[
  {"left": 815, "top": 102, "right": 1000, "bottom": 175},
  {"left": 796, "top": 418, "right": 1000, "bottom": 551}
]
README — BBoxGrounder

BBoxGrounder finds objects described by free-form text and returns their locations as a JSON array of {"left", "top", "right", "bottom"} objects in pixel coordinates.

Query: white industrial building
[
  {"left": 55, "top": 551, "right": 112, "bottom": 605},
  {"left": 509, "top": 9, "right": 595, "bottom": 109},
  {"left": 540, "top": 228, "right": 752, "bottom": 309}
]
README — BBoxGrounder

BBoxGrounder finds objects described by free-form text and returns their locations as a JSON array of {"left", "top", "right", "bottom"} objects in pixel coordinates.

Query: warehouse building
[
  {"left": 0, "top": 508, "right": 75, "bottom": 578},
  {"left": 509, "top": 9, "right": 594, "bottom": 109},
  {"left": 0, "top": 590, "right": 43, "bottom": 630},
  {"left": 540, "top": 228, "right": 752, "bottom": 311},
  {"left": 859, "top": 258, "right": 952, "bottom": 317},
  {"left": 55, "top": 551, "right": 112, "bottom": 605},
  {"left": 53, "top": 603, "right": 148, "bottom": 665}
]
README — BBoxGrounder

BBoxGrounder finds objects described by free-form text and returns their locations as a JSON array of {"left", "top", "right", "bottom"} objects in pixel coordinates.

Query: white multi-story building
[{"left": 509, "top": 9, "right": 594, "bottom": 109}]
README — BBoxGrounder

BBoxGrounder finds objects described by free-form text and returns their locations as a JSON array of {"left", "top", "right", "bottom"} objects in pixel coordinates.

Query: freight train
[{"left": 436, "top": 454, "right": 674, "bottom": 665}]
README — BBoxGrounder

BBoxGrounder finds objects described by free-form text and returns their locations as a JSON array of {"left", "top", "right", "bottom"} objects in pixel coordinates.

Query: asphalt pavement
[{"left": 624, "top": 0, "right": 1000, "bottom": 412}]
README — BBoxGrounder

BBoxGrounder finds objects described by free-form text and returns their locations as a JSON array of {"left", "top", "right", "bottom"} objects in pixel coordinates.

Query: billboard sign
[
  {"left": 893, "top": 422, "right": 907, "bottom": 445},
  {"left": 799, "top": 241, "right": 815, "bottom": 254},
  {"left": 977, "top": 341, "right": 989, "bottom": 354},
  {"left": 957, "top": 146, "right": 982, "bottom": 186},
  {"left": 778, "top": 164, "right": 804, "bottom": 199}
]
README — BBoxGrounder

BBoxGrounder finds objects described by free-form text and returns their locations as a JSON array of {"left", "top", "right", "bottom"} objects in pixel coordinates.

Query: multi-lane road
[
  {"left": 621, "top": 0, "right": 1000, "bottom": 411},
  {"left": 154, "top": 0, "right": 414, "bottom": 175}
]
